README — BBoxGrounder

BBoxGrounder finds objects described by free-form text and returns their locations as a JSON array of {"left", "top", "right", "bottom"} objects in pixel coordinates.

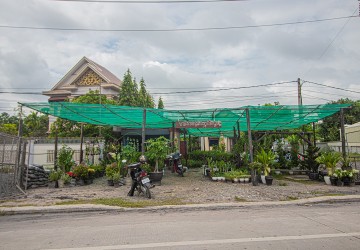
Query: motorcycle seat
[{"left": 128, "top": 162, "right": 141, "bottom": 169}]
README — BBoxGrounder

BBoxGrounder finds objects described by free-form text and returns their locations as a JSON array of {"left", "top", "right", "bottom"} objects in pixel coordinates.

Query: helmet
[{"left": 139, "top": 155, "right": 147, "bottom": 163}]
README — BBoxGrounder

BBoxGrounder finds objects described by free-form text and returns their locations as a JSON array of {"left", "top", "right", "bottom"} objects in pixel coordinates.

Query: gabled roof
[{"left": 43, "top": 57, "right": 121, "bottom": 96}]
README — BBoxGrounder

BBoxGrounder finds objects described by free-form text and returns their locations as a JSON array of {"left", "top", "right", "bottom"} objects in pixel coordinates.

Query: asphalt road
[{"left": 1, "top": 202, "right": 360, "bottom": 250}]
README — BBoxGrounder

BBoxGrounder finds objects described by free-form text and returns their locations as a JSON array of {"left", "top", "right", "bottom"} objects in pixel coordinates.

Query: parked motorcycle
[
  {"left": 127, "top": 162, "right": 152, "bottom": 199},
  {"left": 167, "top": 152, "right": 186, "bottom": 177}
]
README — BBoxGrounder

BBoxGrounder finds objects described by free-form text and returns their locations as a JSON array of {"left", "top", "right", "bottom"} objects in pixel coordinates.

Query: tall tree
[
  {"left": 158, "top": 96, "right": 164, "bottom": 109},
  {"left": 23, "top": 112, "right": 49, "bottom": 137},
  {"left": 118, "top": 69, "right": 138, "bottom": 107},
  {"left": 0, "top": 112, "right": 19, "bottom": 135},
  {"left": 318, "top": 98, "right": 360, "bottom": 141}
]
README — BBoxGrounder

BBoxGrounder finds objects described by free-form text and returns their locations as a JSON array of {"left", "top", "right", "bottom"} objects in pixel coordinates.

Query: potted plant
[
  {"left": 112, "top": 172, "right": 121, "bottom": 188},
  {"left": 255, "top": 148, "right": 276, "bottom": 185},
  {"left": 59, "top": 172, "right": 71, "bottom": 187},
  {"left": 301, "top": 146, "right": 321, "bottom": 180},
  {"left": 57, "top": 144, "right": 74, "bottom": 173},
  {"left": 73, "top": 164, "right": 89, "bottom": 186},
  {"left": 146, "top": 136, "right": 169, "bottom": 185},
  {"left": 105, "top": 163, "right": 117, "bottom": 186},
  {"left": 249, "top": 161, "right": 262, "bottom": 186},
  {"left": 48, "top": 170, "right": 62, "bottom": 188},
  {"left": 315, "top": 151, "right": 342, "bottom": 185}
]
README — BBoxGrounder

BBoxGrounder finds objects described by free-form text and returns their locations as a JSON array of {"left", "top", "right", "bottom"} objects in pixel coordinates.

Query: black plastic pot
[
  {"left": 308, "top": 172, "right": 319, "bottom": 180},
  {"left": 149, "top": 172, "right": 164, "bottom": 186},
  {"left": 265, "top": 176, "right": 273, "bottom": 186},
  {"left": 330, "top": 176, "right": 338, "bottom": 186}
]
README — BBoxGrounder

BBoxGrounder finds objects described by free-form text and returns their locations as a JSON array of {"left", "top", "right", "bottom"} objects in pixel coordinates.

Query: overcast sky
[{"left": 0, "top": 0, "right": 359, "bottom": 114}]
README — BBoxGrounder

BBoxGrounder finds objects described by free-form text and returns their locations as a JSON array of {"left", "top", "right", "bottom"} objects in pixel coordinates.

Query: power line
[
  {"left": 304, "top": 80, "right": 360, "bottom": 95},
  {"left": 52, "top": 0, "right": 252, "bottom": 3},
  {"left": 0, "top": 15, "right": 357, "bottom": 32},
  {"left": 302, "top": 8, "right": 358, "bottom": 77},
  {"left": 152, "top": 81, "right": 297, "bottom": 94}
]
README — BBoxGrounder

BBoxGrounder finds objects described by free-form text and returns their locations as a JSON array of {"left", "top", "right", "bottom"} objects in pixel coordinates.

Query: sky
[{"left": 0, "top": 0, "right": 359, "bottom": 114}]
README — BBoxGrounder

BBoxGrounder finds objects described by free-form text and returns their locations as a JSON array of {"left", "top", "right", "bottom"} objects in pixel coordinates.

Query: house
[
  {"left": 327, "top": 122, "right": 360, "bottom": 154},
  {"left": 42, "top": 56, "right": 121, "bottom": 102}
]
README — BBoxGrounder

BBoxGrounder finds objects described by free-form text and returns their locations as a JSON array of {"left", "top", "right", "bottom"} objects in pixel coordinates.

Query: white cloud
[{"left": 0, "top": 0, "right": 359, "bottom": 113}]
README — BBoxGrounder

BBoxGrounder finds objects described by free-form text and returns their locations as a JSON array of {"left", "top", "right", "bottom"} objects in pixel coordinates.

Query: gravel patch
[{"left": 1, "top": 168, "right": 359, "bottom": 207}]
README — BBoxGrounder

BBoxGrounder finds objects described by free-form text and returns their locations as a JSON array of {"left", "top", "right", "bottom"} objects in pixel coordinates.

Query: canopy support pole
[
  {"left": 340, "top": 108, "right": 346, "bottom": 158},
  {"left": 172, "top": 122, "right": 175, "bottom": 152},
  {"left": 312, "top": 122, "right": 316, "bottom": 147},
  {"left": 237, "top": 121, "right": 240, "bottom": 140},
  {"left": 141, "top": 109, "right": 146, "bottom": 155},
  {"left": 246, "top": 108, "right": 256, "bottom": 186},
  {"left": 80, "top": 124, "right": 84, "bottom": 163},
  {"left": 54, "top": 122, "right": 58, "bottom": 171}
]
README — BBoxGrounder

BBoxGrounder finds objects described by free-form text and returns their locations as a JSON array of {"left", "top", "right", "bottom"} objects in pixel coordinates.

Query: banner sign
[{"left": 175, "top": 121, "right": 222, "bottom": 128}]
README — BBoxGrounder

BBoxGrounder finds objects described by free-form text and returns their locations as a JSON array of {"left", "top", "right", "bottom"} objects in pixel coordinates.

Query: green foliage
[
  {"left": 188, "top": 150, "right": 233, "bottom": 164},
  {"left": 300, "top": 146, "right": 320, "bottom": 173},
  {"left": 73, "top": 164, "right": 89, "bottom": 180},
  {"left": 105, "top": 163, "right": 118, "bottom": 180},
  {"left": 121, "top": 144, "right": 139, "bottom": 164},
  {"left": 57, "top": 145, "right": 74, "bottom": 172},
  {"left": 318, "top": 98, "right": 360, "bottom": 141},
  {"left": 49, "top": 170, "right": 62, "bottom": 181},
  {"left": 60, "top": 173, "right": 72, "bottom": 184},
  {"left": 0, "top": 123, "right": 17, "bottom": 135},
  {"left": 22, "top": 112, "right": 48, "bottom": 137},
  {"left": 146, "top": 136, "right": 169, "bottom": 172},
  {"left": 187, "top": 159, "right": 203, "bottom": 168},
  {"left": 157, "top": 96, "right": 164, "bottom": 109},
  {"left": 315, "top": 151, "right": 342, "bottom": 176},
  {"left": 255, "top": 148, "right": 276, "bottom": 176}
]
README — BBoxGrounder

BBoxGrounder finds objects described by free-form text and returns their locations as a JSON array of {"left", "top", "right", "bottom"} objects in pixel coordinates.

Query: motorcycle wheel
[{"left": 144, "top": 185, "right": 151, "bottom": 199}]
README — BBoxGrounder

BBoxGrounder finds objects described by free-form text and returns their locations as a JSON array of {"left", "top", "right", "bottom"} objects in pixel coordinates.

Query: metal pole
[
  {"left": 80, "top": 123, "right": 84, "bottom": 163},
  {"left": 340, "top": 108, "right": 346, "bottom": 158},
  {"left": 141, "top": 109, "right": 146, "bottom": 155}
]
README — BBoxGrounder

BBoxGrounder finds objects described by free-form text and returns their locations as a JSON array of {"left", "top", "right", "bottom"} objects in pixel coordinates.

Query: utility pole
[{"left": 297, "top": 78, "right": 303, "bottom": 106}]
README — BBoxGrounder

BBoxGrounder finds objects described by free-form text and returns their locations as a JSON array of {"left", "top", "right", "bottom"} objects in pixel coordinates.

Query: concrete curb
[{"left": 1, "top": 195, "right": 360, "bottom": 216}]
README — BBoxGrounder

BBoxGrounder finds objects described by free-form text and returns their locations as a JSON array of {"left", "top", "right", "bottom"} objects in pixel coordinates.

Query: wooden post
[
  {"left": 141, "top": 109, "right": 146, "bottom": 155},
  {"left": 340, "top": 108, "right": 346, "bottom": 158},
  {"left": 172, "top": 122, "right": 175, "bottom": 152},
  {"left": 246, "top": 108, "right": 256, "bottom": 186},
  {"left": 312, "top": 122, "right": 316, "bottom": 147},
  {"left": 54, "top": 122, "right": 58, "bottom": 171}
]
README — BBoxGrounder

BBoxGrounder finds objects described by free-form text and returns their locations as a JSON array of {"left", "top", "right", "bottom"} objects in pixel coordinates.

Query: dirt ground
[{"left": 1, "top": 168, "right": 360, "bottom": 207}]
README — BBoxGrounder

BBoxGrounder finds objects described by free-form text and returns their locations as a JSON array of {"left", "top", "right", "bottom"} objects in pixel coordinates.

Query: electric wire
[
  {"left": 52, "top": 0, "right": 253, "bottom": 3},
  {"left": 304, "top": 80, "right": 360, "bottom": 95},
  {"left": 0, "top": 15, "right": 357, "bottom": 32}
]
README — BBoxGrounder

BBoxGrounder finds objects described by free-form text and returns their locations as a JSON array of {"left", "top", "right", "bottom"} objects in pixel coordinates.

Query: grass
[
  {"left": 280, "top": 196, "right": 299, "bottom": 201},
  {"left": 234, "top": 196, "right": 248, "bottom": 202},
  {"left": 310, "top": 191, "right": 345, "bottom": 197},
  {"left": 278, "top": 182, "right": 288, "bottom": 186},
  {"left": 55, "top": 198, "right": 187, "bottom": 208}
]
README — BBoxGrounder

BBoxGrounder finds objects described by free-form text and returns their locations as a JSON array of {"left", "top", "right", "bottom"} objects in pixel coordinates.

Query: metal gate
[{"left": 0, "top": 132, "right": 26, "bottom": 199}]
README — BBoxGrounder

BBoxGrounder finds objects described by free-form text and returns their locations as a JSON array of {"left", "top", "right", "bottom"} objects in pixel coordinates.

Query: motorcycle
[
  {"left": 127, "top": 162, "right": 152, "bottom": 199},
  {"left": 167, "top": 152, "right": 186, "bottom": 177}
]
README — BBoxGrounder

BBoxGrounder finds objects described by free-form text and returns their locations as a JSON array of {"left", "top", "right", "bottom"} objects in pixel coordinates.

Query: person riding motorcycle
[{"left": 127, "top": 155, "right": 147, "bottom": 197}]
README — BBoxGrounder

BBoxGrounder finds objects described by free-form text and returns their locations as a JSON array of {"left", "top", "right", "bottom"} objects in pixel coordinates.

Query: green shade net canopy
[{"left": 20, "top": 102, "right": 350, "bottom": 137}]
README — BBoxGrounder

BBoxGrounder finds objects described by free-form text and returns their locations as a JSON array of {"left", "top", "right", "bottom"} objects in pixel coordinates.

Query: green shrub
[
  {"left": 187, "top": 159, "right": 203, "bottom": 168},
  {"left": 73, "top": 164, "right": 89, "bottom": 180},
  {"left": 49, "top": 170, "right": 62, "bottom": 181}
]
